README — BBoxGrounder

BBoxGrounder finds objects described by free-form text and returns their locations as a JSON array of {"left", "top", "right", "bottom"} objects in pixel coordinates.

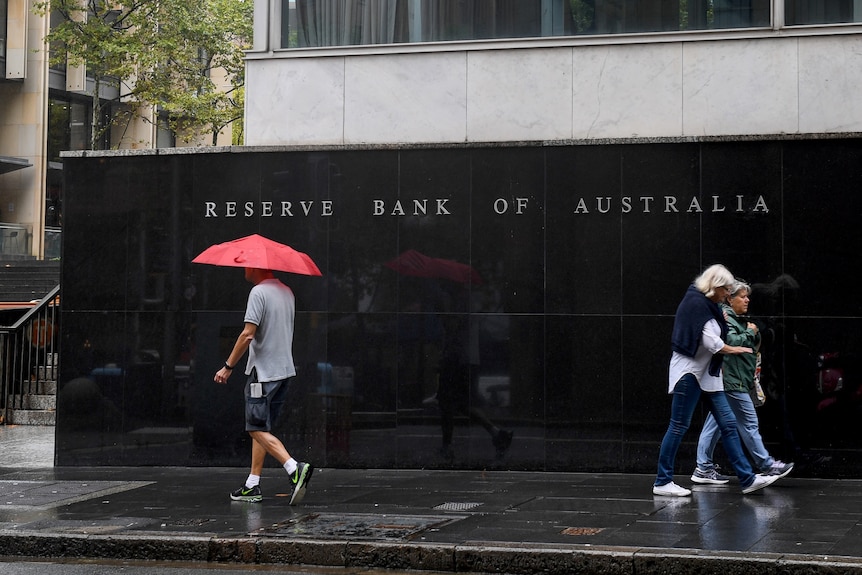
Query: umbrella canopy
[
  {"left": 192, "top": 234, "right": 322, "bottom": 276},
  {"left": 385, "top": 249, "right": 482, "bottom": 285}
]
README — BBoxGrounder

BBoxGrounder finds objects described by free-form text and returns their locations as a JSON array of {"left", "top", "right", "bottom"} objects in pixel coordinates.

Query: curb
[{"left": 2, "top": 532, "right": 862, "bottom": 574}]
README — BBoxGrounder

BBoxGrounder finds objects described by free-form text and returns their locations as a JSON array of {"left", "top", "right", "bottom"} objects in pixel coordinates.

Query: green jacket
[{"left": 721, "top": 303, "right": 761, "bottom": 393}]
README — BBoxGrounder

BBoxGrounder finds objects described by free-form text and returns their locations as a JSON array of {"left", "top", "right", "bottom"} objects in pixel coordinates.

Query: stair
[
  {"left": 5, "top": 355, "right": 57, "bottom": 426},
  {"left": 1, "top": 262, "right": 60, "bottom": 426},
  {"left": 0, "top": 260, "right": 61, "bottom": 303}
]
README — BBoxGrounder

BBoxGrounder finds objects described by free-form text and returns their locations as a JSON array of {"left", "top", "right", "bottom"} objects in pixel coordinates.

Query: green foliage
[
  {"left": 569, "top": 0, "right": 594, "bottom": 33},
  {"left": 34, "top": 0, "right": 253, "bottom": 147}
]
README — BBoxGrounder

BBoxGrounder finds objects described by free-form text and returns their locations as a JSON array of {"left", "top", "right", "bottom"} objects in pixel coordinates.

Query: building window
[
  {"left": 47, "top": 97, "right": 94, "bottom": 162},
  {"left": 281, "top": 0, "right": 781, "bottom": 49},
  {"left": 45, "top": 95, "right": 109, "bottom": 239},
  {"left": 786, "top": 0, "right": 862, "bottom": 25},
  {"left": 156, "top": 111, "right": 176, "bottom": 148},
  {"left": 0, "top": 0, "right": 7, "bottom": 76}
]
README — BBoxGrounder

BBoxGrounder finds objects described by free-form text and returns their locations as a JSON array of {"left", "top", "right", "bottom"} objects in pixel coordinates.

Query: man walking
[{"left": 213, "top": 267, "right": 313, "bottom": 505}]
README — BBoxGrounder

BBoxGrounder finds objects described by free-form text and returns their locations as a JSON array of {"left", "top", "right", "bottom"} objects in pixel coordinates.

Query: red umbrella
[
  {"left": 192, "top": 234, "right": 322, "bottom": 276},
  {"left": 385, "top": 249, "right": 481, "bottom": 285}
]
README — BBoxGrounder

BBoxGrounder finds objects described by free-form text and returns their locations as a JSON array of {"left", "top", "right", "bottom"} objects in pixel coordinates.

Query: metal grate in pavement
[
  {"left": 433, "top": 501, "right": 482, "bottom": 511},
  {"left": 561, "top": 527, "right": 605, "bottom": 536},
  {"left": 257, "top": 512, "right": 463, "bottom": 540}
]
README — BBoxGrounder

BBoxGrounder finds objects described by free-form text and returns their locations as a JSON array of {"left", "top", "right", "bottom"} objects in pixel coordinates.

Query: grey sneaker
[
  {"left": 288, "top": 462, "right": 314, "bottom": 506},
  {"left": 691, "top": 466, "right": 731, "bottom": 485},
  {"left": 766, "top": 460, "right": 794, "bottom": 480},
  {"left": 742, "top": 473, "right": 779, "bottom": 494}
]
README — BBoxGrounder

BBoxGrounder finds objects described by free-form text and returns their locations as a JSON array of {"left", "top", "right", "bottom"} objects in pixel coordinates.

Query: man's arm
[{"left": 214, "top": 322, "right": 257, "bottom": 384}]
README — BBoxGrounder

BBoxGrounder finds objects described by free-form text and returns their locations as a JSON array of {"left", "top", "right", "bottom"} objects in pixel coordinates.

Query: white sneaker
[
  {"left": 742, "top": 473, "right": 779, "bottom": 494},
  {"left": 653, "top": 481, "right": 692, "bottom": 497}
]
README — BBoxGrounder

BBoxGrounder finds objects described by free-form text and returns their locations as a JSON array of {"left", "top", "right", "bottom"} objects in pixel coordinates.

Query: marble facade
[
  {"left": 245, "top": 35, "right": 862, "bottom": 146},
  {"left": 56, "top": 140, "right": 862, "bottom": 478}
]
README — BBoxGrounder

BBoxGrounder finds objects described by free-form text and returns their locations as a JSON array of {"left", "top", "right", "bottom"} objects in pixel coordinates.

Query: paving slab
[
  {"left": 0, "top": 426, "right": 861, "bottom": 573},
  {"left": 0, "top": 465, "right": 860, "bottom": 574}
]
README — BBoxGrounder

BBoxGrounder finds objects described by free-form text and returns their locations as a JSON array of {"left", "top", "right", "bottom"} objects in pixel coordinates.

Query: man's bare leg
[{"left": 249, "top": 430, "right": 288, "bottom": 471}]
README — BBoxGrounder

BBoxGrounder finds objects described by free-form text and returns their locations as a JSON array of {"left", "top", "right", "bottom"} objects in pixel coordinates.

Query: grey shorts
[{"left": 244, "top": 372, "right": 291, "bottom": 432}]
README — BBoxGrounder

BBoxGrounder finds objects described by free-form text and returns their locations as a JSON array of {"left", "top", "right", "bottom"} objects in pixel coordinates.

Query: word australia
[{"left": 574, "top": 195, "right": 769, "bottom": 214}]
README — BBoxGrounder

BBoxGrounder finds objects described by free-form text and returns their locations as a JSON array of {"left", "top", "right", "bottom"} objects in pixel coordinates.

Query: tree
[{"left": 35, "top": 0, "right": 253, "bottom": 148}]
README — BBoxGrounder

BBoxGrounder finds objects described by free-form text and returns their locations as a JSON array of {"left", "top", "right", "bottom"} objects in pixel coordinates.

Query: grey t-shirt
[{"left": 243, "top": 278, "right": 296, "bottom": 382}]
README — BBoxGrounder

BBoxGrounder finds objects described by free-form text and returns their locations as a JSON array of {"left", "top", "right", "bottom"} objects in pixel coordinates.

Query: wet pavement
[
  {"left": 1, "top": 426, "right": 862, "bottom": 574},
  {"left": 0, "top": 425, "right": 55, "bottom": 468}
]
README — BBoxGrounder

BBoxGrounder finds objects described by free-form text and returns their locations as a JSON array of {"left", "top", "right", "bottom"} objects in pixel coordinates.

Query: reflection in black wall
[{"left": 58, "top": 140, "right": 862, "bottom": 478}]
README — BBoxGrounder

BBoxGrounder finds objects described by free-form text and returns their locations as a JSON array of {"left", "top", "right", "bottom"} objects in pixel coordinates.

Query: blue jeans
[
  {"left": 655, "top": 373, "right": 756, "bottom": 488},
  {"left": 697, "top": 390, "right": 774, "bottom": 472}
]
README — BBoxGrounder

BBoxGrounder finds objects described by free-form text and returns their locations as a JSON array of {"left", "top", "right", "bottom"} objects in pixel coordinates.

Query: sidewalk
[{"left": 1, "top": 428, "right": 861, "bottom": 573}]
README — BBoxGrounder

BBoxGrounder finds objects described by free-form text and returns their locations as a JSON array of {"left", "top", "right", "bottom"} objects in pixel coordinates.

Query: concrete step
[
  {"left": 36, "top": 367, "right": 57, "bottom": 381},
  {"left": 10, "top": 394, "right": 56, "bottom": 410},
  {"left": 7, "top": 408, "right": 55, "bottom": 425},
  {"left": 4, "top": 368, "right": 58, "bottom": 426},
  {"left": 37, "top": 379, "right": 57, "bottom": 394},
  {"left": 0, "top": 260, "right": 60, "bottom": 303},
  {"left": 13, "top": 379, "right": 57, "bottom": 394}
]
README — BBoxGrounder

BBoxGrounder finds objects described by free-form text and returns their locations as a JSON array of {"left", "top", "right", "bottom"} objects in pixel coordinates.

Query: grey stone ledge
[
  {"left": 59, "top": 131, "right": 862, "bottom": 159},
  {"left": 1, "top": 532, "right": 861, "bottom": 574}
]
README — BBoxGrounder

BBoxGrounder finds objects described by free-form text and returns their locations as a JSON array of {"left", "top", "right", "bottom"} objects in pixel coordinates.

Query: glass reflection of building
[{"left": 276, "top": 0, "right": 862, "bottom": 48}]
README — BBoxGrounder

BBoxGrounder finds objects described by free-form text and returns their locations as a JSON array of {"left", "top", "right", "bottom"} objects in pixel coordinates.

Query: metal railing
[{"left": 0, "top": 286, "right": 60, "bottom": 425}]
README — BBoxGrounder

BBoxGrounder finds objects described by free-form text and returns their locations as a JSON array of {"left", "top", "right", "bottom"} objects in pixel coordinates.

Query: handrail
[
  {"left": 1, "top": 285, "right": 60, "bottom": 425},
  {"left": 2, "top": 285, "right": 61, "bottom": 330}
]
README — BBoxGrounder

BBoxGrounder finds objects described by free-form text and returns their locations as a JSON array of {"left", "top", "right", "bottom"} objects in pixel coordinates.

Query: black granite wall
[{"left": 56, "top": 140, "right": 862, "bottom": 477}]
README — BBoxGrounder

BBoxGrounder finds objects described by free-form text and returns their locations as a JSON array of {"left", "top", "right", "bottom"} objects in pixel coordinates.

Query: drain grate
[
  {"left": 171, "top": 518, "right": 215, "bottom": 527},
  {"left": 257, "top": 512, "right": 460, "bottom": 540},
  {"left": 433, "top": 501, "right": 483, "bottom": 511},
  {"left": 561, "top": 527, "right": 605, "bottom": 536}
]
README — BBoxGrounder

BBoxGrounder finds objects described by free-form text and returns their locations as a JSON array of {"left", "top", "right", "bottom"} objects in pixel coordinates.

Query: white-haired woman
[{"left": 654, "top": 264, "right": 778, "bottom": 496}]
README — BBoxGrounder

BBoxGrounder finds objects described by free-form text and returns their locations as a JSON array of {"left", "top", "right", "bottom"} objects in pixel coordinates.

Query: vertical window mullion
[{"left": 408, "top": 0, "right": 422, "bottom": 41}]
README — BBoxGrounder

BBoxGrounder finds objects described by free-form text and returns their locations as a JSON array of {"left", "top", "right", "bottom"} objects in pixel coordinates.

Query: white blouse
[{"left": 667, "top": 318, "right": 725, "bottom": 393}]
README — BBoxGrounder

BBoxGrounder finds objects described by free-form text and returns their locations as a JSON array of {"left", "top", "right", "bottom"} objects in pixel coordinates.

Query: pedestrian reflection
[
  {"left": 751, "top": 273, "right": 862, "bottom": 468},
  {"left": 435, "top": 283, "right": 513, "bottom": 462},
  {"left": 385, "top": 250, "right": 512, "bottom": 463}
]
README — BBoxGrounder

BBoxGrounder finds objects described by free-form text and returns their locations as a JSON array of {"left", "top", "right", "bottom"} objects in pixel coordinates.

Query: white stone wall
[{"left": 245, "top": 34, "right": 862, "bottom": 146}]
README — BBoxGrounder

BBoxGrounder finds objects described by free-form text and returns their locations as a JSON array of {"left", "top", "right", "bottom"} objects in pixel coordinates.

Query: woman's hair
[
  {"left": 694, "top": 264, "right": 734, "bottom": 298},
  {"left": 730, "top": 279, "right": 751, "bottom": 298}
]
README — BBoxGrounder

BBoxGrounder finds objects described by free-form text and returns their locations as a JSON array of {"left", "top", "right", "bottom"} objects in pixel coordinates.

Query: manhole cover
[
  {"left": 433, "top": 502, "right": 483, "bottom": 511},
  {"left": 256, "top": 513, "right": 460, "bottom": 540}
]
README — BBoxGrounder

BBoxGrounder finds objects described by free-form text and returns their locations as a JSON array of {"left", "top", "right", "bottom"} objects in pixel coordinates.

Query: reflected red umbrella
[
  {"left": 385, "top": 249, "right": 481, "bottom": 285},
  {"left": 192, "top": 234, "right": 322, "bottom": 276}
]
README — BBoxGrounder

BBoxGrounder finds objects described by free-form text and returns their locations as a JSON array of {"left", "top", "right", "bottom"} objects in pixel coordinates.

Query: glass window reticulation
[
  {"left": 281, "top": 0, "right": 862, "bottom": 49},
  {"left": 1, "top": 0, "right": 8, "bottom": 62}
]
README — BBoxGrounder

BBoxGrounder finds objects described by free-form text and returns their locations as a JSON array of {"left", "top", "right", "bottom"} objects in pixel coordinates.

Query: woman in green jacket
[{"left": 691, "top": 281, "right": 794, "bottom": 484}]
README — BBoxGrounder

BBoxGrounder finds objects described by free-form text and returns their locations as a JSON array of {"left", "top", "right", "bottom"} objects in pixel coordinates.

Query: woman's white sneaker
[
  {"left": 742, "top": 473, "right": 779, "bottom": 494},
  {"left": 653, "top": 482, "right": 692, "bottom": 497}
]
